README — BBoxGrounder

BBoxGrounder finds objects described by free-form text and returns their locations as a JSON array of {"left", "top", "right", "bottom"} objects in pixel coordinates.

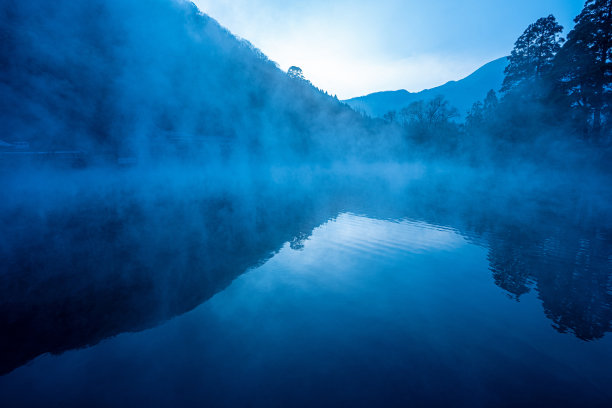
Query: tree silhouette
[
  {"left": 466, "top": 101, "right": 485, "bottom": 128},
  {"left": 502, "top": 15, "right": 564, "bottom": 92},
  {"left": 553, "top": 0, "right": 611, "bottom": 140},
  {"left": 287, "top": 66, "right": 306, "bottom": 81},
  {"left": 383, "top": 110, "right": 397, "bottom": 123},
  {"left": 483, "top": 89, "right": 499, "bottom": 114},
  {"left": 400, "top": 96, "right": 458, "bottom": 128}
]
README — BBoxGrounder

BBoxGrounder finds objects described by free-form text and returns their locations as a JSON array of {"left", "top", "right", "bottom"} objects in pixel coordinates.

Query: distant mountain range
[{"left": 344, "top": 57, "right": 509, "bottom": 120}]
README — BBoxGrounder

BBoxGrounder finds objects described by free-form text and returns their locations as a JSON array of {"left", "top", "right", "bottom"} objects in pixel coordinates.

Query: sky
[{"left": 192, "top": 0, "right": 585, "bottom": 99}]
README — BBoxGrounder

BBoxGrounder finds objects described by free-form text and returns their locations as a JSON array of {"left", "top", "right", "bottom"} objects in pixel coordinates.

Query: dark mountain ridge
[
  {"left": 344, "top": 57, "right": 508, "bottom": 119},
  {"left": 0, "top": 0, "right": 401, "bottom": 165}
]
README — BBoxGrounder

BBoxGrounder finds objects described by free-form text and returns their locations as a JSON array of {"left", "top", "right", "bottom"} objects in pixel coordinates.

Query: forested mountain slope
[{"left": 0, "top": 0, "right": 398, "bottom": 164}]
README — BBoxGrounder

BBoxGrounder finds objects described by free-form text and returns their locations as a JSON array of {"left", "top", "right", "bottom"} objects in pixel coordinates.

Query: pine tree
[
  {"left": 483, "top": 90, "right": 499, "bottom": 113},
  {"left": 502, "top": 15, "right": 565, "bottom": 92},
  {"left": 553, "top": 0, "right": 611, "bottom": 139},
  {"left": 466, "top": 101, "right": 484, "bottom": 128},
  {"left": 466, "top": 90, "right": 498, "bottom": 129}
]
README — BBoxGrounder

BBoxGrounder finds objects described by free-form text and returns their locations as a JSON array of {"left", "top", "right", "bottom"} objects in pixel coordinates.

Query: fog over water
[
  {"left": 1, "top": 162, "right": 611, "bottom": 406},
  {"left": 1, "top": 0, "right": 611, "bottom": 407}
]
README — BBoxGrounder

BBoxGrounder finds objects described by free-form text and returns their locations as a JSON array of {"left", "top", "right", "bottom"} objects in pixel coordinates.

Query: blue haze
[
  {"left": 344, "top": 57, "right": 508, "bottom": 118},
  {"left": 194, "top": 0, "right": 585, "bottom": 98},
  {"left": 1, "top": 166, "right": 611, "bottom": 407},
  {"left": 0, "top": 1, "right": 611, "bottom": 407}
]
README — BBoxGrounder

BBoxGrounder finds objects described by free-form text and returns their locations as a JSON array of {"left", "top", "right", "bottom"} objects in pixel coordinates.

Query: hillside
[
  {"left": 0, "top": 0, "right": 399, "bottom": 165},
  {"left": 344, "top": 57, "right": 508, "bottom": 120}
]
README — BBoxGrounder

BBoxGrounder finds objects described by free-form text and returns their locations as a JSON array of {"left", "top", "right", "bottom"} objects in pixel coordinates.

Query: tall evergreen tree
[
  {"left": 483, "top": 90, "right": 499, "bottom": 114},
  {"left": 466, "top": 101, "right": 484, "bottom": 128},
  {"left": 502, "top": 15, "right": 565, "bottom": 92},
  {"left": 466, "top": 90, "right": 498, "bottom": 130},
  {"left": 554, "top": 0, "right": 611, "bottom": 139}
]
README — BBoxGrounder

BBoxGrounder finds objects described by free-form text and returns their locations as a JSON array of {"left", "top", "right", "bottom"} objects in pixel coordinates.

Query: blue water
[{"left": 1, "top": 168, "right": 611, "bottom": 407}]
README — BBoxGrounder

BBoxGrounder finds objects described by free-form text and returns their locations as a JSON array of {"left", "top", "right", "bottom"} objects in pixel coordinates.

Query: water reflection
[
  {"left": 487, "top": 224, "right": 612, "bottom": 340},
  {"left": 0, "top": 176, "right": 336, "bottom": 375},
  {"left": 1, "top": 166, "right": 611, "bottom": 379}
]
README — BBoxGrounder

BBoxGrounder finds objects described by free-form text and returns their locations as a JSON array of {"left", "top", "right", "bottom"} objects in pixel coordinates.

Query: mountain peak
[{"left": 344, "top": 57, "right": 509, "bottom": 119}]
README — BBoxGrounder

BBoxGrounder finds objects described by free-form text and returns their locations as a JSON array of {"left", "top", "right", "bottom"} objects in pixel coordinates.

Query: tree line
[{"left": 383, "top": 0, "right": 611, "bottom": 157}]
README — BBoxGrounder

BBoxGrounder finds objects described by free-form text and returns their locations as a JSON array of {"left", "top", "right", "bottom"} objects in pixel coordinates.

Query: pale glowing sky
[{"left": 192, "top": 0, "right": 584, "bottom": 99}]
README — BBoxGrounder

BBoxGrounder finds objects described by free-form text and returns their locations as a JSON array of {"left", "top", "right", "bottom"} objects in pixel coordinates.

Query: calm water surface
[{"left": 1, "top": 168, "right": 611, "bottom": 407}]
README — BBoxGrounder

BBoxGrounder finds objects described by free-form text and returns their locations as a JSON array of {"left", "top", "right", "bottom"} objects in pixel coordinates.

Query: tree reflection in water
[{"left": 1, "top": 166, "right": 611, "bottom": 375}]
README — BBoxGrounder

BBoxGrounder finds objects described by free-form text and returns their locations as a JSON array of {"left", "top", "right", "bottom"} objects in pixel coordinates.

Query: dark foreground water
[{"left": 1, "top": 164, "right": 611, "bottom": 407}]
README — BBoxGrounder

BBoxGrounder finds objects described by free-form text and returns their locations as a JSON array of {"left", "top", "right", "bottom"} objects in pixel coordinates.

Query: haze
[{"left": 194, "top": 0, "right": 584, "bottom": 98}]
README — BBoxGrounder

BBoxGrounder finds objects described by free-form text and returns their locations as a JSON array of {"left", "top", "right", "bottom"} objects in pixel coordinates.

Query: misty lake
[{"left": 1, "top": 164, "right": 611, "bottom": 407}]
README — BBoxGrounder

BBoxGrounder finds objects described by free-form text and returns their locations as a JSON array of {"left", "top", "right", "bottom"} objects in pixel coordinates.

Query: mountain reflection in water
[{"left": 1, "top": 165, "right": 611, "bottom": 406}]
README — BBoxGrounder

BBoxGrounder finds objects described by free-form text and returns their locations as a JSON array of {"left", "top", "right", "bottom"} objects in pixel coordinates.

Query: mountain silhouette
[
  {"left": 344, "top": 57, "right": 508, "bottom": 119},
  {"left": 0, "top": 0, "right": 398, "bottom": 163}
]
